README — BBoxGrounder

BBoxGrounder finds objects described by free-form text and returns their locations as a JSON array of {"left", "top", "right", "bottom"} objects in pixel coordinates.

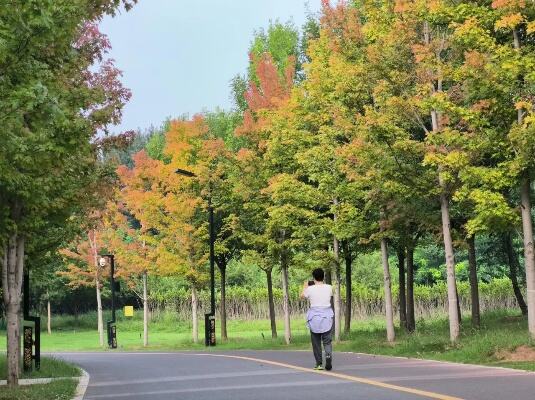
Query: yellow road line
[{"left": 191, "top": 353, "right": 464, "bottom": 400}]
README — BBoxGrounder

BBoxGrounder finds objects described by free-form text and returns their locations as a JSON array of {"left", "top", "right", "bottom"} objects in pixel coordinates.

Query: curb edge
[{"left": 73, "top": 368, "right": 90, "bottom": 400}]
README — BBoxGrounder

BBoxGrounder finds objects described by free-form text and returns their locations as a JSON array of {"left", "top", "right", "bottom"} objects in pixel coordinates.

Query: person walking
[{"left": 300, "top": 268, "right": 334, "bottom": 371}]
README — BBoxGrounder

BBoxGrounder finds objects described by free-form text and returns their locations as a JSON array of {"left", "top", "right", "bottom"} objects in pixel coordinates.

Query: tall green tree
[
  {"left": 491, "top": 0, "right": 535, "bottom": 338},
  {"left": 199, "top": 110, "right": 244, "bottom": 341},
  {"left": 231, "top": 21, "right": 300, "bottom": 112},
  {"left": 266, "top": 6, "right": 369, "bottom": 341},
  {"left": 0, "top": 0, "right": 134, "bottom": 385},
  {"left": 234, "top": 50, "right": 297, "bottom": 343}
]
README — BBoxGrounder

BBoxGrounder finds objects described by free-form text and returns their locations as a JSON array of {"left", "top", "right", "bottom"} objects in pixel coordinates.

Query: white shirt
[{"left": 304, "top": 284, "right": 333, "bottom": 308}]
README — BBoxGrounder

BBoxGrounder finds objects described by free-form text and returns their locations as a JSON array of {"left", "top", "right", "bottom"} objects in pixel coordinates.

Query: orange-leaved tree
[
  {"left": 101, "top": 197, "right": 156, "bottom": 346},
  {"left": 118, "top": 121, "right": 208, "bottom": 343},
  {"left": 162, "top": 116, "right": 217, "bottom": 342},
  {"left": 235, "top": 50, "right": 296, "bottom": 344},
  {"left": 59, "top": 229, "right": 109, "bottom": 347}
]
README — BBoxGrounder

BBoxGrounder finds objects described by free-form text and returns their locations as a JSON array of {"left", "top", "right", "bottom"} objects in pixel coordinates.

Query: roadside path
[{"left": 56, "top": 351, "right": 535, "bottom": 400}]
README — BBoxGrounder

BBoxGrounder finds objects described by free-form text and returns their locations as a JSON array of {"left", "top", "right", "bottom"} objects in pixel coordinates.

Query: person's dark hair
[{"left": 312, "top": 268, "right": 324, "bottom": 282}]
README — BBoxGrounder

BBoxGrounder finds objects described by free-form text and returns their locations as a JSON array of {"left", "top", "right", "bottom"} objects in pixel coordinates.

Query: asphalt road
[{"left": 56, "top": 351, "right": 535, "bottom": 400}]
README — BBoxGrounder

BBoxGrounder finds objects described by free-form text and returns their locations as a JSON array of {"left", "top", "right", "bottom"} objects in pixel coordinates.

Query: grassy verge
[
  {"left": 2, "top": 309, "right": 534, "bottom": 371},
  {"left": 0, "top": 379, "right": 77, "bottom": 400},
  {"left": 492, "top": 361, "right": 535, "bottom": 371},
  {"left": 0, "top": 357, "right": 80, "bottom": 400},
  {"left": 335, "top": 310, "right": 535, "bottom": 371},
  {"left": 0, "top": 356, "right": 81, "bottom": 380}
]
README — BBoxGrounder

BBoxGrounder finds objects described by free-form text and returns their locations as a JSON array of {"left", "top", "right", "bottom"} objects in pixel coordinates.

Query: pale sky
[{"left": 100, "top": 0, "right": 322, "bottom": 134}]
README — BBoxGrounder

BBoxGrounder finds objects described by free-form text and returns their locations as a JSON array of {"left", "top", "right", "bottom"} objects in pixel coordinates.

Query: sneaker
[
  {"left": 325, "top": 356, "right": 332, "bottom": 371},
  {"left": 313, "top": 364, "right": 324, "bottom": 370}
]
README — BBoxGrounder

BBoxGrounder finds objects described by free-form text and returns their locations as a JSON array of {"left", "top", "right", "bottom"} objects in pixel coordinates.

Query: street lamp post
[
  {"left": 99, "top": 254, "right": 117, "bottom": 349},
  {"left": 175, "top": 168, "right": 216, "bottom": 346}
]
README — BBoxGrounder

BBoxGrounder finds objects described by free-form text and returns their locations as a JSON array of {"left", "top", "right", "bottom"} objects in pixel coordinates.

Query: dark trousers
[{"left": 311, "top": 330, "right": 332, "bottom": 365}]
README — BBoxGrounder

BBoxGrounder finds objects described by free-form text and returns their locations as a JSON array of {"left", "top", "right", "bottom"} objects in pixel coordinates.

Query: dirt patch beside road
[{"left": 496, "top": 345, "right": 535, "bottom": 362}]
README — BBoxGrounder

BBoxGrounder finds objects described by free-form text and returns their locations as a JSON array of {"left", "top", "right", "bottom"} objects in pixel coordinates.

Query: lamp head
[{"left": 175, "top": 168, "right": 196, "bottom": 177}]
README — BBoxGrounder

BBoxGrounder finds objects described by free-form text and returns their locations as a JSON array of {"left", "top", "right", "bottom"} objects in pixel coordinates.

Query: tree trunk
[
  {"left": 456, "top": 287, "right": 462, "bottom": 326},
  {"left": 266, "top": 268, "right": 277, "bottom": 338},
  {"left": 1, "top": 234, "right": 25, "bottom": 387},
  {"left": 281, "top": 256, "right": 291, "bottom": 345},
  {"left": 406, "top": 245, "right": 415, "bottom": 332},
  {"left": 332, "top": 236, "right": 341, "bottom": 342},
  {"left": 513, "top": 26, "right": 535, "bottom": 338},
  {"left": 219, "top": 261, "right": 228, "bottom": 341},
  {"left": 6, "top": 302, "right": 20, "bottom": 387},
  {"left": 324, "top": 264, "right": 332, "bottom": 285},
  {"left": 96, "top": 278, "right": 104, "bottom": 347},
  {"left": 47, "top": 296, "right": 52, "bottom": 335},
  {"left": 397, "top": 247, "right": 407, "bottom": 331},
  {"left": 520, "top": 176, "right": 535, "bottom": 338},
  {"left": 380, "top": 238, "right": 395, "bottom": 342},
  {"left": 440, "top": 190, "right": 460, "bottom": 343},
  {"left": 467, "top": 235, "right": 480, "bottom": 328},
  {"left": 503, "top": 233, "right": 528, "bottom": 316},
  {"left": 191, "top": 285, "right": 198, "bottom": 344},
  {"left": 89, "top": 230, "right": 104, "bottom": 347},
  {"left": 424, "top": 17, "right": 460, "bottom": 342},
  {"left": 143, "top": 270, "right": 149, "bottom": 347},
  {"left": 343, "top": 241, "right": 352, "bottom": 334}
]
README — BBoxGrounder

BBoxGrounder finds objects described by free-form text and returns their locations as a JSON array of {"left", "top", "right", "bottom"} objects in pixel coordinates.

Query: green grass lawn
[
  {"left": 0, "top": 357, "right": 80, "bottom": 400},
  {"left": 0, "top": 356, "right": 81, "bottom": 380},
  {"left": 22, "top": 317, "right": 312, "bottom": 351},
  {"left": 335, "top": 311, "right": 535, "bottom": 372},
  {"left": 0, "top": 379, "right": 77, "bottom": 400},
  {"left": 2, "top": 309, "right": 534, "bottom": 372}
]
